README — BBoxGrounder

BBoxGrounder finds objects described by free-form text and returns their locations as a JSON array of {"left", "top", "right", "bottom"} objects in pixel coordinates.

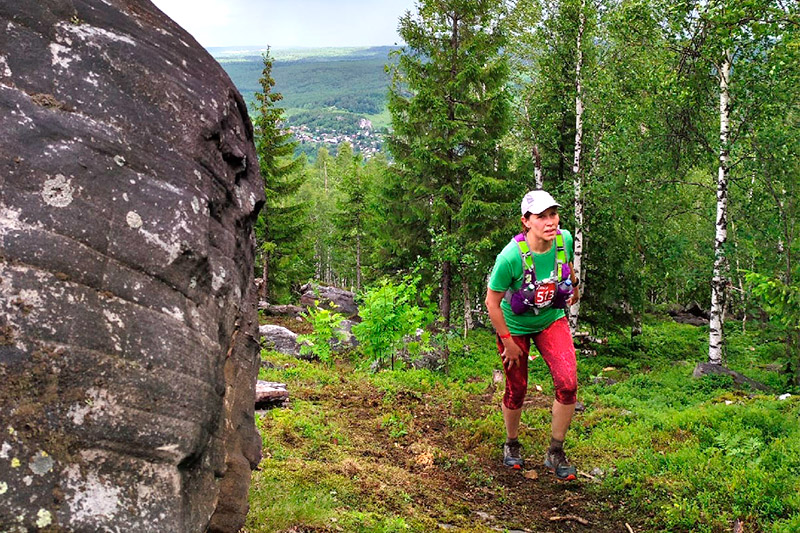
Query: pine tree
[
  {"left": 333, "top": 143, "right": 372, "bottom": 291},
  {"left": 387, "top": 0, "right": 513, "bottom": 340},
  {"left": 253, "top": 50, "right": 310, "bottom": 303}
]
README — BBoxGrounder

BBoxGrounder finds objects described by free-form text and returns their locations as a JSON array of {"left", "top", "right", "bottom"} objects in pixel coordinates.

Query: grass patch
[{"left": 249, "top": 317, "right": 799, "bottom": 532}]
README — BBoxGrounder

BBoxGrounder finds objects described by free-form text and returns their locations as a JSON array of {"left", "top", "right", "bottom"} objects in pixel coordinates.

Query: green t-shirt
[{"left": 487, "top": 229, "right": 574, "bottom": 335}]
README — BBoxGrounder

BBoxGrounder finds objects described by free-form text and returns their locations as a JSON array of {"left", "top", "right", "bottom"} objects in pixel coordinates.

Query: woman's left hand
[{"left": 568, "top": 286, "right": 580, "bottom": 306}]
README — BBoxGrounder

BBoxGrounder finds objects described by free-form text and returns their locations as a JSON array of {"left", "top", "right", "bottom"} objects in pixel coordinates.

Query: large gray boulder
[
  {"left": 0, "top": 2, "right": 263, "bottom": 532},
  {"left": 300, "top": 282, "right": 359, "bottom": 316}
]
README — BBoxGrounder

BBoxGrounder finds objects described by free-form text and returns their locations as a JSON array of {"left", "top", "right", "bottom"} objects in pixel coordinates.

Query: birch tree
[
  {"left": 708, "top": 50, "right": 731, "bottom": 364},
  {"left": 568, "top": 0, "right": 587, "bottom": 331},
  {"left": 668, "top": 0, "right": 799, "bottom": 365}
]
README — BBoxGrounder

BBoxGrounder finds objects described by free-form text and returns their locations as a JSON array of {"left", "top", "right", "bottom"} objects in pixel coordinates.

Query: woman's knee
[
  {"left": 503, "top": 384, "right": 527, "bottom": 410},
  {"left": 554, "top": 380, "right": 577, "bottom": 405}
]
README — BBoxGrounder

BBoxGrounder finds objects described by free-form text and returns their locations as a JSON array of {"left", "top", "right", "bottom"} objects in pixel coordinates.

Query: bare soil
[{"left": 263, "top": 355, "right": 649, "bottom": 533}]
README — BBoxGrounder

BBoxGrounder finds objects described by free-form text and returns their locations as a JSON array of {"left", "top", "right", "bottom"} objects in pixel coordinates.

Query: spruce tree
[
  {"left": 333, "top": 144, "right": 371, "bottom": 291},
  {"left": 387, "top": 0, "right": 513, "bottom": 337},
  {"left": 253, "top": 50, "right": 310, "bottom": 303}
]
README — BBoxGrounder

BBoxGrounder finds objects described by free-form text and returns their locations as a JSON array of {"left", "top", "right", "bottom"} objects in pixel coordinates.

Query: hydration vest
[{"left": 503, "top": 230, "right": 573, "bottom": 315}]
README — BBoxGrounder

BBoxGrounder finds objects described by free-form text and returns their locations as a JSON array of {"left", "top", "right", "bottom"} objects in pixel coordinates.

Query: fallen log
[
  {"left": 693, "top": 363, "right": 771, "bottom": 392},
  {"left": 258, "top": 302, "right": 305, "bottom": 316},
  {"left": 549, "top": 515, "right": 590, "bottom": 526},
  {"left": 255, "top": 381, "right": 289, "bottom": 409},
  {"left": 573, "top": 331, "right": 607, "bottom": 344}
]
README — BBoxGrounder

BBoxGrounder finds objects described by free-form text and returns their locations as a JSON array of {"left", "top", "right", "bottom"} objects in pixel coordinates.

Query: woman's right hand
[{"left": 501, "top": 339, "right": 523, "bottom": 369}]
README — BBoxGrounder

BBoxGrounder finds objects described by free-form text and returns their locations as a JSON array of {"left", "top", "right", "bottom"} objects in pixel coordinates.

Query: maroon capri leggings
[{"left": 496, "top": 317, "right": 577, "bottom": 408}]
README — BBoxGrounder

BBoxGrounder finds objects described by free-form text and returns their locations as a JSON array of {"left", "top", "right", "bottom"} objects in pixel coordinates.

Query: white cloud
[
  {"left": 151, "top": 0, "right": 415, "bottom": 48},
  {"left": 152, "top": 0, "right": 233, "bottom": 45}
]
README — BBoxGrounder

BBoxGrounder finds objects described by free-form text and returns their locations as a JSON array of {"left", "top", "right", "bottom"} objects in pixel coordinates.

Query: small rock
[
  {"left": 523, "top": 470, "right": 538, "bottom": 480},
  {"left": 259, "top": 324, "right": 302, "bottom": 357},
  {"left": 590, "top": 467, "right": 604, "bottom": 477},
  {"left": 779, "top": 393, "right": 792, "bottom": 400},
  {"left": 574, "top": 401, "right": 585, "bottom": 412},
  {"left": 620, "top": 409, "right": 633, "bottom": 416},
  {"left": 475, "top": 511, "right": 494, "bottom": 520},
  {"left": 331, "top": 319, "right": 359, "bottom": 351}
]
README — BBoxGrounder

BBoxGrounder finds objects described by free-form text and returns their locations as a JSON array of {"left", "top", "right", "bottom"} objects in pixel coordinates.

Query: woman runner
[{"left": 484, "top": 190, "right": 580, "bottom": 481}]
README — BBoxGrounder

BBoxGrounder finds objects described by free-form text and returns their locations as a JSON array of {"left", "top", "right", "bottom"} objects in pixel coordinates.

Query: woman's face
[{"left": 523, "top": 207, "right": 559, "bottom": 242}]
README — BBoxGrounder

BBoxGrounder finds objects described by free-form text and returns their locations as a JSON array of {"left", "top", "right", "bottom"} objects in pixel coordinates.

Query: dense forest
[
  {"left": 250, "top": 0, "right": 800, "bottom": 531},
  {"left": 255, "top": 0, "right": 799, "bottom": 369}
]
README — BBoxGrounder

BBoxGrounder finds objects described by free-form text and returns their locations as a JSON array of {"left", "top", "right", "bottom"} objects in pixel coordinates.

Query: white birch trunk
[
  {"left": 463, "top": 278, "right": 473, "bottom": 338},
  {"left": 709, "top": 51, "right": 732, "bottom": 365},
  {"left": 533, "top": 144, "right": 543, "bottom": 190},
  {"left": 568, "top": 0, "right": 586, "bottom": 332},
  {"left": 522, "top": 102, "right": 544, "bottom": 190}
]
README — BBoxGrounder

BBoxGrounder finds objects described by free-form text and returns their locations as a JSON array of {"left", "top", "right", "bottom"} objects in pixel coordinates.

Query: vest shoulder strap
[
  {"left": 513, "top": 233, "right": 535, "bottom": 283},
  {"left": 554, "top": 230, "right": 567, "bottom": 281}
]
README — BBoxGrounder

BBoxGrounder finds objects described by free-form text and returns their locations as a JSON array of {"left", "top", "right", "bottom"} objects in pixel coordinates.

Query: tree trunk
[
  {"left": 356, "top": 233, "right": 362, "bottom": 292},
  {"left": 522, "top": 102, "right": 544, "bottom": 190},
  {"left": 440, "top": 259, "right": 452, "bottom": 371},
  {"left": 709, "top": 51, "right": 732, "bottom": 366},
  {"left": 441, "top": 260, "right": 452, "bottom": 328},
  {"left": 260, "top": 252, "right": 270, "bottom": 301},
  {"left": 533, "top": 144, "right": 543, "bottom": 189},
  {"left": 463, "top": 277, "right": 473, "bottom": 338},
  {"left": 735, "top": 254, "right": 747, "bottom": 334},
  {"left": 568, "top": 0, "right": 586, "bottom": 333},
  {"left": 761, "top": 154, "right": 797, "bottom": 371}
]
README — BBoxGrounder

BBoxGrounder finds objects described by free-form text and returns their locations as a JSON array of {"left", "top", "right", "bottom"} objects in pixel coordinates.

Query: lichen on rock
[{"left": 0, "top": 1, "right": 264, "bottom": 531}]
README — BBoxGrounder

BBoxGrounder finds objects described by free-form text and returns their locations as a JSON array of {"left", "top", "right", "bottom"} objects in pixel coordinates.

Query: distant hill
[{"left": 211, "top": 46, "right": 396, "bottom": 132}]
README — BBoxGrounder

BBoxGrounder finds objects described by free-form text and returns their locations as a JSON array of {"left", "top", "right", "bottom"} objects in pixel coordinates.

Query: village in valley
[{"left": 288, "top": 117, "right": 385, "bottom": 158}]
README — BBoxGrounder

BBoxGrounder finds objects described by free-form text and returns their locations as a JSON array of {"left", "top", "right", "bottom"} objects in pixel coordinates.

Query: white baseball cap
[{"left": 521, "top": 190, "right": 561, "bottom": 215}]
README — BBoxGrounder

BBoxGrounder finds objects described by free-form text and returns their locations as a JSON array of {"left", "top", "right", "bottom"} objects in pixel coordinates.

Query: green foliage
[
  {"left": 381, "top": 412, "right": 411, "bottom": 439},
  {"left": 251, "top": 317, "right": 799, "bottom": 532},
  {"left": 570, "top": 320, "right": 800, "bottom": 532},
  {"left": 746, "top": 272, "right": 800, "bottom": 331},
  {"left": 385, "top": 0, "right": 514, "bottom": 326},
  {"left": 296, "top": 306, "right": 347, "bottom": 364},
  {"left": 352, "top": 276, "right": 436, "bottom": 369},
  {"left": 253, "top": 50, "right": 312, "bottom": 303}
]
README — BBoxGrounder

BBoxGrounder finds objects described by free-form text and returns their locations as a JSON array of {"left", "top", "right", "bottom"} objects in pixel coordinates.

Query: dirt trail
[{"left": 280, "top": 361, "right": 644, "bottom": 533}]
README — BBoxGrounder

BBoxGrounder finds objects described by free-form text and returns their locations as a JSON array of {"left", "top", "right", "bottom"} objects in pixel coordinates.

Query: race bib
[{"left": 534, "top": 282, "right": 556, "bottom": 307}]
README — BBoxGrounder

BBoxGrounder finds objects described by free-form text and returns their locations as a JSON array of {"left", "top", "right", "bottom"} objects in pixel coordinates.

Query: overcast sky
[{"left": 150, "top": 0, "right": 417, "bottom": 48}]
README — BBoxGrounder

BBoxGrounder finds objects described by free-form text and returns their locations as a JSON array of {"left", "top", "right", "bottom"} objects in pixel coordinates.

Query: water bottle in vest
[{"left": 551, "top": 279, "right": 573, "bottom": 309}]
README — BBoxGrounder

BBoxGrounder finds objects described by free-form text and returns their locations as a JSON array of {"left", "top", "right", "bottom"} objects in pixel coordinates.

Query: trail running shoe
[
  {"left": 503, "top": 440, "right": 524, "bottom": 469},
  {"left": 544, "top": 447, "right": 577, "bottom": 481}
]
